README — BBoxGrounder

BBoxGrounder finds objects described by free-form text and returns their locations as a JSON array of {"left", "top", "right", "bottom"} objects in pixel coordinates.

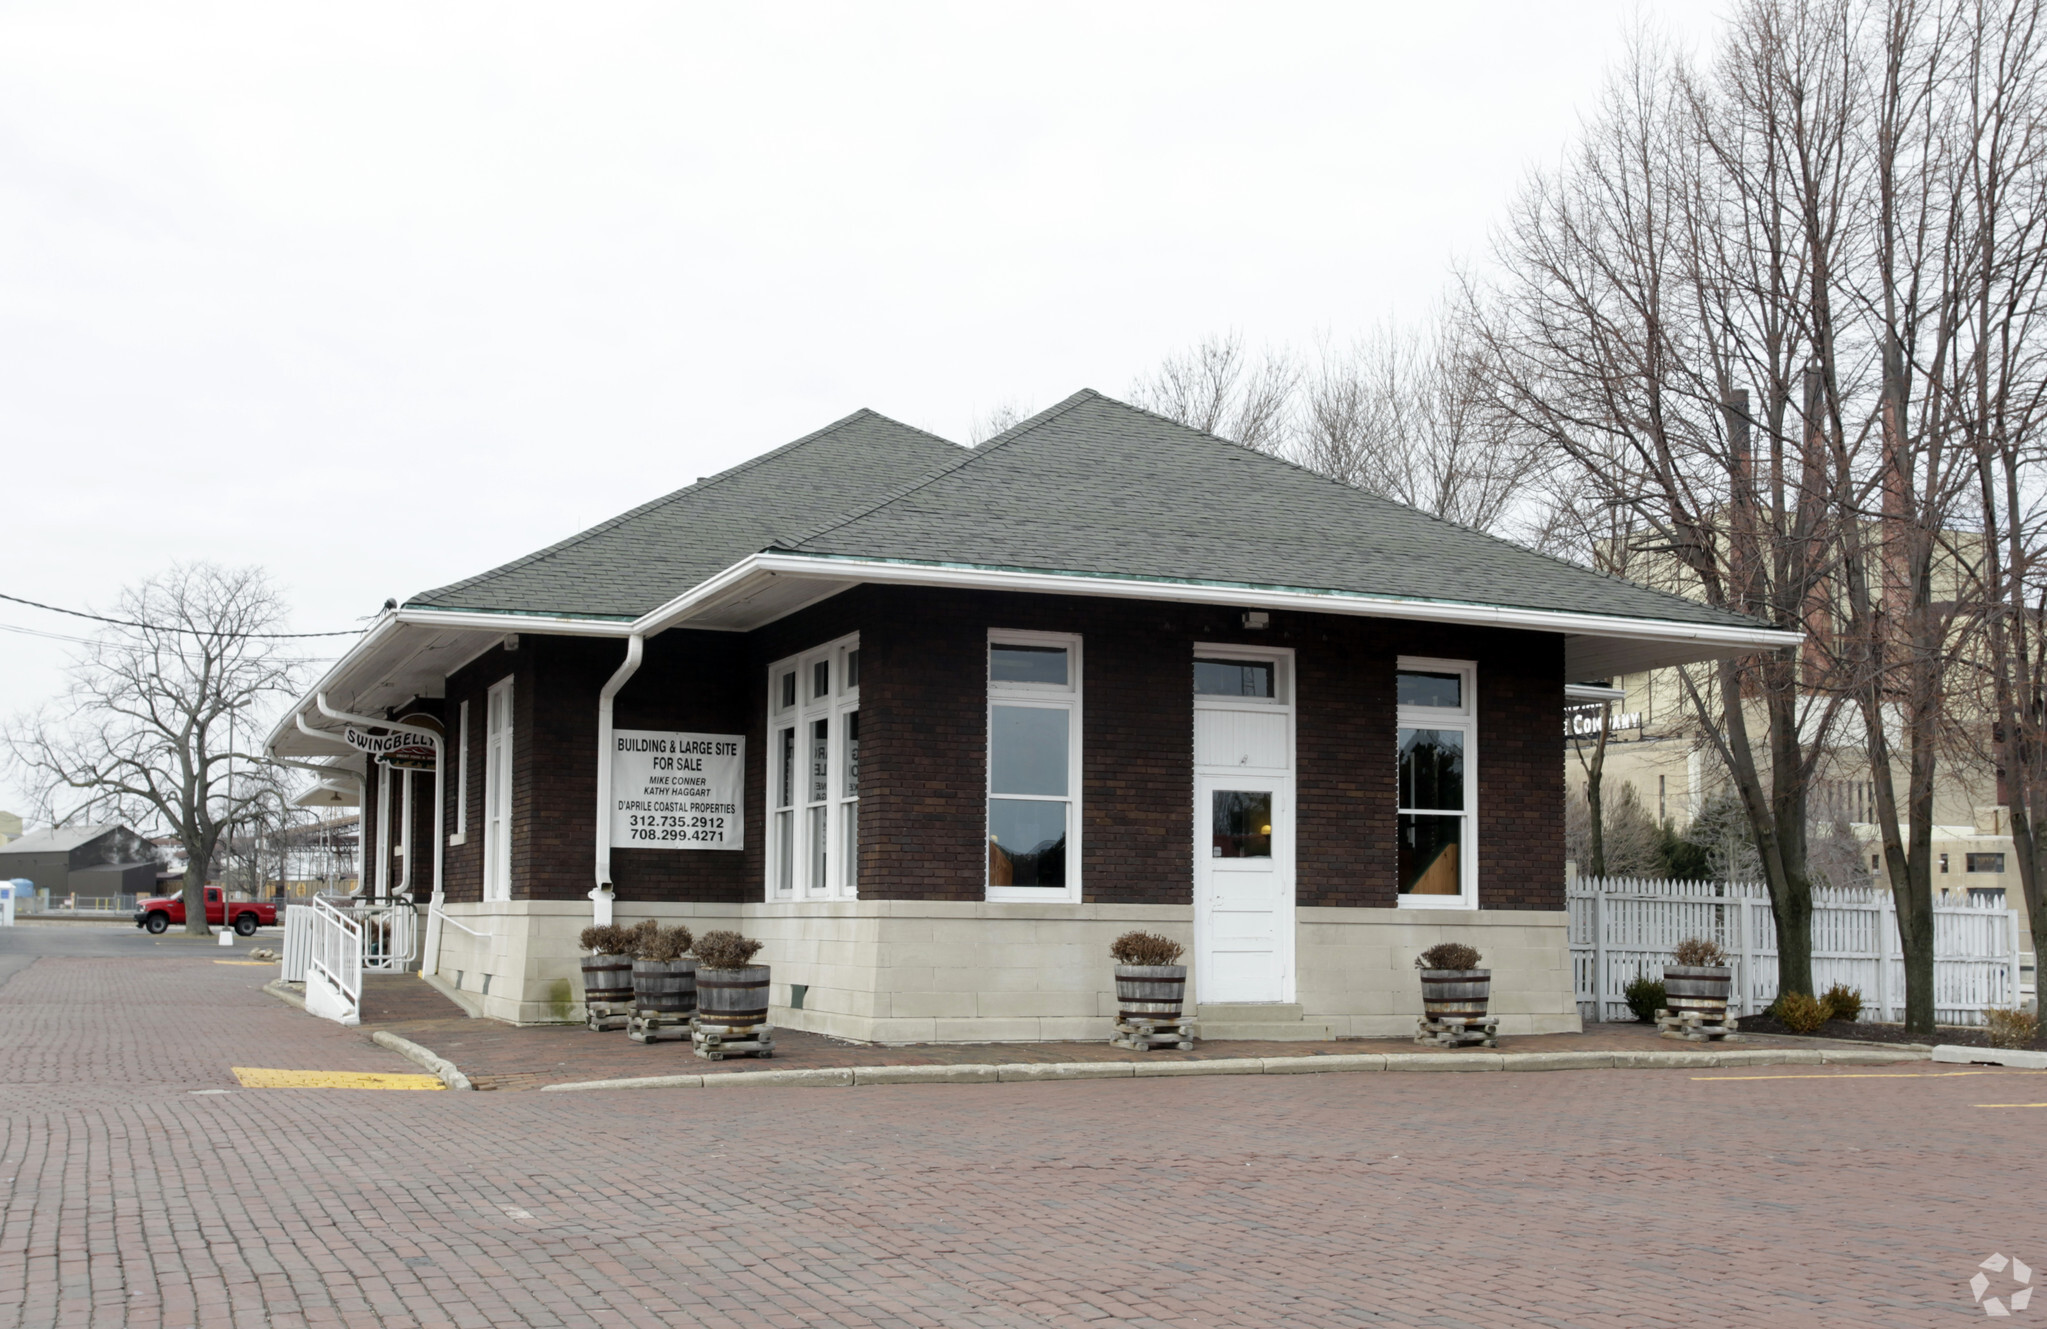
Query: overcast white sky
[{"left": 0, "top": 2, "right": 1723, "bottom": 819}]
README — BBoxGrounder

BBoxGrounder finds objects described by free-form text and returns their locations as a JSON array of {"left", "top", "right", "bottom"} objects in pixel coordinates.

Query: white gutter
[
  {"left": 589, "top": 634, "right": 645, "bottom": 927},
  {"left": 1565, "top": 683, "right": 1629, "bottom": 703},
  {"left": 315, "top": 694, "right": 447, "bottom": 974},
  {"left": 629, "top": 551, "right": 1805, "bottom": 655}
]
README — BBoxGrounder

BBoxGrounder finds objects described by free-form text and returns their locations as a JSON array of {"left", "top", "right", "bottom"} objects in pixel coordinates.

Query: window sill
[
  {"left": 985, "top": 887, "right": 1081, "bottom": 904},
  {"left": 1395, "top": 895, "right": 1478, "bottom": 911}
]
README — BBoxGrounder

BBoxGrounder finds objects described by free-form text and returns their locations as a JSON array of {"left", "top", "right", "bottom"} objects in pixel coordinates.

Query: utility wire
[{"left": 0, "top": 590, "right": 365, "bottom": 638}]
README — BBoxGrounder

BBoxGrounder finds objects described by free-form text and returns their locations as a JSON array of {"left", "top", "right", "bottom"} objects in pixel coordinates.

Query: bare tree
[
  {"left": 1129, "top": 331, "right": 1300, "bottom": 454},
  {"left": 1299, "top": 318, "right": 1539, "bottom": 535},
  {"left": 1473, "top": 1, "right": 2047, "bottom": 1032},
  {"left": 1468, "top": 20, "right": 1847, "bottom": 1000},
  {"left": 3, "top": 565, "right": 306, "bottom": 935},
  {"left": 970, "top": 399, "right": 1038, "bottom": 445}
]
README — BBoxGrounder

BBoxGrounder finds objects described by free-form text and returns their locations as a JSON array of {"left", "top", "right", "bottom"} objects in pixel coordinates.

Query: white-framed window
[
  {"left": 1395, "top": 656, "right": 1476, "bottom": 908},
  {"left": 987, "top": 629, "right": 1082, "bottom": 901},
  {"left": 482, "top": 676, "right": 514, "bottom": 903},
  {"left": 765, "top": 633, "right": 860, "bottom": 900},
  {"left": 449, "top": 699, "right": 470, "bottom": 846}
]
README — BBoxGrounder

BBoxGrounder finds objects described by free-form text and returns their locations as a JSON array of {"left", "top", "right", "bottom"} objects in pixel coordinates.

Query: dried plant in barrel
[
  {"left": 1415, "top": 942, "right": 1489, "bottom": 1021},
  {"left": 1109, "top": 931, "right": 1188, "bottom": 1026},
  {"left": 577, "top": 923, "right": 634, "bottom": 1006},
  {"left": 692, "top": 931, "right": 769, "bottom": 1033},
  {"left": 631, "top": 924, "right": 698, "bottom": 1017},
  {"left": 1664, "top": 937, "right": 1732, "bottom": 1021}
]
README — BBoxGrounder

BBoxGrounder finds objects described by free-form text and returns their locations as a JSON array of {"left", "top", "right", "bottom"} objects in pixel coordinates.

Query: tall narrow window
[
  {"left": 1395, "top": 658, "right": 1475, "bottom": 907},
  {"left": 764, "top": 633, "right": 859, "bottom": 900},
  {"left": 483, "top": 676, "right": 514, "bottom": 903},
  {"left": 987, "top": 631, "right": 1081, "bottom": 900}
]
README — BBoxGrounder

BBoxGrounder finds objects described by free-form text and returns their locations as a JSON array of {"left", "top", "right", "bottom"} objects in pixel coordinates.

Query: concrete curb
[
  {"left": 260, "top": 979, "right": 307, "bottom": 1012},
  {"left": 1931, "top": 1043, "right": 2047, "bottom": 1070},
  {"left": 532, "top": 1043, "right": 1930, "bottom": 1092},
  {"left": 371, "top": 1030, "right": 474, "bottom": 1091}
]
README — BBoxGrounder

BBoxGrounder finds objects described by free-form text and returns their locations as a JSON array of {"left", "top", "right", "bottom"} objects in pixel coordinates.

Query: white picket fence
[{"left": 1569, "top": 875, "right": 2028, "bottom": 1026}]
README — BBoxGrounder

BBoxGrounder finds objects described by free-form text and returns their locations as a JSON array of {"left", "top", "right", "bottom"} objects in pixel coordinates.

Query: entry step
[{"left": 1193, "top": 1003, "right": 1337, "bottom": 1042}]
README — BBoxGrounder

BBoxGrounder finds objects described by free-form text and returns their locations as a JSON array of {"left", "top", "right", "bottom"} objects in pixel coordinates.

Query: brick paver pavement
[
  {"left": 349, "top": 974, "right": 1886, "bottom": 1091},
  {"left": 1, "top": 950, "right": 2031, "bottom": 1327}
]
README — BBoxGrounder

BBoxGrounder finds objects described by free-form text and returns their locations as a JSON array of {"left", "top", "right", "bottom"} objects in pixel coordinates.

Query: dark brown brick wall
[{"left": 434, "top": 587, "right": 1565, "bottom": 913}]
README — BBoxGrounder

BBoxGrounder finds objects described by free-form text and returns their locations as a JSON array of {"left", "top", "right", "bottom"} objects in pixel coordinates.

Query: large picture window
[
  {"left": 482, "top": 676, "right": 514, "bottom": 903},
  {"left": 987, "top": 630, "right": 1082, "bottom": 901},
  {"left": 1396, "top": 657, "right": 1475, "bottom": 907},
  {"left": 766, "top": 634, "right": 859, "bottom": 900}
]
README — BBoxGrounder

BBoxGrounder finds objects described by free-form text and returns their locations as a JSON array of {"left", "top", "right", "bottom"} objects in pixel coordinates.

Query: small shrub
[
  {"left": 1672, "top": 937, "right": 1727, "bottom": 968},
  {"left": 1775, "top": 990, "right": 1829, "bottom": 1034},
  {"left": 1110, "top": 931, "right": 1185, "bottom": 966},
  {"left": 1985, "top": 1007, "right": 2040, "bottom": 1049},
  {"left": 1624, "top": 976, "right": 1667, "bottom": 1023},
  {"left": 1416, "top": 942, "right": 1482, "bottom": 971},
  {"left": 1819, "top": 983, "right": 1863, "bottom": 1023},
  {"left": 694, "top": 930, "right": 763, "bottom": 970},
  {"left": 624, "top": 918, "right": 660, "bottom": 958},
  {"left": 579, "top": 923, "right": 630, "bottom": 955},
  {"left": 638, "top": 925, "right": 694, "bottom": 963}
]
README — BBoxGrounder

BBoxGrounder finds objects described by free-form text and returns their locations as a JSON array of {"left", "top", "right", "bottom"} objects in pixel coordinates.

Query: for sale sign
[{"left": 609, "top": 730, "right": 744, "bottom": 850}]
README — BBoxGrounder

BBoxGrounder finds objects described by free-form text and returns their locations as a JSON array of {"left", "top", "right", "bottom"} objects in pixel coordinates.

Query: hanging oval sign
[{"left": 341, "top": 713, "right": 443, "bottom": 769}]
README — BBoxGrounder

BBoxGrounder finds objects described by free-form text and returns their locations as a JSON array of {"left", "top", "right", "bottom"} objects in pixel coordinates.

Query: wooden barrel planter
[
  {"left": 696, "top": 964, "right": 770, "bottom": 1030},
  {"left": 1418, "top": 968, "right": 1491, "bottom": 1021},
  {"left": 1115, "top": 964, "right": 1187, "bottom": 1022},
  {"left": 1663, "top": 964, "right": 1732, "bottom": 1020},
  {"left": 631, "top": 958, "right": 698, "bottom": 1015},
  {"left": 581, "top": 955, "right": 634, "bottom": 1005}
]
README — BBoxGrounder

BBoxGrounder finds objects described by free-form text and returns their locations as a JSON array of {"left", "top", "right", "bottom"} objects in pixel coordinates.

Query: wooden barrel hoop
[
  {"left": 1115, "top": 964, "right": 1187, "bottom": 1021},
  {"left": 1419, "top": 967, "right": 1491, "bottom": 1021},
  {"left": 1663, "top": 964, "right": 1732, "bottom": 1018},
  {"left": 581, "top": 955, "right": 635, "bottom": 1004},
  {"left": 631, "top": 958, "right": 698, "bottom": 1014},
  {"left": 696, "top": 965, "right": 771, "bottom": 1029}
]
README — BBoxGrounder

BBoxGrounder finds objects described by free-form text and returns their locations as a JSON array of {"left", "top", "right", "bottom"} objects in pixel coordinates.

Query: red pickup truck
[{"left": 134, "top": 887, "right": 279, "bottom": 936}]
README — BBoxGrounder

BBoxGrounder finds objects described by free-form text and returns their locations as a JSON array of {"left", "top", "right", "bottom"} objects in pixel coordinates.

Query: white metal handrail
[
  {"left": 357, "top": 901, "right": 418, "bottom": 973},
  {"left": 305, "top": 897, "right": 363, "bottom": 1025},
  {"left": 429, "top": 906, "right": 493, "bottom": 940}
]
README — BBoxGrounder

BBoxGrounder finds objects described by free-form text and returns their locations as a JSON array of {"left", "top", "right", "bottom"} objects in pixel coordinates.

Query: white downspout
[
  {"left": 591, "top": 634, "right": 645, "bottom": 927},
  {"left": 399, "top": 768, "right": 415, "bottom": 899},
  {"left": 316, "top": 695, "right": 446, "bottom": 972},
  {"left": 376, "top": 767, "right": 392, "bottom": 899}
]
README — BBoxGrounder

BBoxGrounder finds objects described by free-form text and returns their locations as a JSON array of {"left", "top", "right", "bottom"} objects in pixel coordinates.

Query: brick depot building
[{"left": 268, "top": 391, "right": 1792, "bottom": 1039}]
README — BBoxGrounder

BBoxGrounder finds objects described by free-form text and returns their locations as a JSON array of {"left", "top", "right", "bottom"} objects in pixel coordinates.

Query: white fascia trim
[
  {"left": 636, "top": 551, "right": 1805, "bottom": 654},
  {"left": 392, "top": 607, "right": 637, "bottom": 636},
  {"left": 266, "top": 608, "right": 638, "bottom": 753}
]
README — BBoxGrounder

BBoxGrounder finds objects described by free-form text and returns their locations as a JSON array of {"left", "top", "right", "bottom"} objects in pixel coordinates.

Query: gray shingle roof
[
  {"left": 406, "top": 410, "right": 965, "bottom": 618},
  {"left": 407, "top": 389, "right": 1761, "bottom": 632},
  {"left": 779, "top": 391, "right": 1757, "bottom": 630}
]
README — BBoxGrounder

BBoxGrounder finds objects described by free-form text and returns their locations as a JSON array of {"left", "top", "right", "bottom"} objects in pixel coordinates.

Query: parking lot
[{"left": 0, "top": 923, "right": 2037, "bottom": 1327}]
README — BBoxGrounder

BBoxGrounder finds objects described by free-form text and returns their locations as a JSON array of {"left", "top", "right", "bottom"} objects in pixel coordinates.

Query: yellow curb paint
[
  {"left": 232, "top": 1067, "right": 445, "bottom": 1090},
  {"left": 1973, "top": 1103, "right": 2047, "bottom": 1108},
  {"left": 1693, "top": 1070, "right": 2047, "bottom": 1082}
]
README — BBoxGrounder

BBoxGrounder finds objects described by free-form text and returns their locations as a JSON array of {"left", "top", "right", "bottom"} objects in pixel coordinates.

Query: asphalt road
[{"left": 3, "top": 939, "right": 2039, "bottom": 1327}]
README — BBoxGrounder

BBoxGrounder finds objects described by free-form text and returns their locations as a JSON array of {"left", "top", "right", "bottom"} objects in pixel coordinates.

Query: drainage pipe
[{"left": 591, "top": 634, "right": 646, "bottom": 927}]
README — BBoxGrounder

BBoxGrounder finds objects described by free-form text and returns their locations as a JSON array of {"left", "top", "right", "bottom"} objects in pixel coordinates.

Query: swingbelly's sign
[{"left": 609, "top": 730, "right": 744, "bottom": 851}]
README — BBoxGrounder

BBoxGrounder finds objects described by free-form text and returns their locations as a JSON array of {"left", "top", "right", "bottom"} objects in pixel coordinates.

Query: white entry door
[{"left": 1196, "top": 775, "right": 1293, "bottom": 1001}]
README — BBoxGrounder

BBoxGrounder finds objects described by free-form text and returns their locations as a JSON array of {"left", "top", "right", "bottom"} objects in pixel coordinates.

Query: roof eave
[{"left": 636, "top": 551, "right": 1801, "bottom": 677}]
